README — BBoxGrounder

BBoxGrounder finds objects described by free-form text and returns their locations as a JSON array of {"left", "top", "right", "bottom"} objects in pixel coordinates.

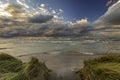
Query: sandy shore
[
  {"left": 16, "top": 53, "right": 103, "bottom": 80},
  {"left": 17, "top": 53, "right": 102, "bottom": 72}
]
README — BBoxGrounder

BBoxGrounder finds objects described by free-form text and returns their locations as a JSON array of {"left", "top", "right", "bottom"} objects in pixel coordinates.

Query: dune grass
[
  {"left": 0, "top": 53, "right": 23, "bottom": 73},
  {"left": 0, "top": 53, "right": 51, "bottom": 80},
  {"left": 1, "top": 53, "right": 120, "bottom": 80},
  {"left": 76, "top": 54, "right": 120, "bottom": 80}
]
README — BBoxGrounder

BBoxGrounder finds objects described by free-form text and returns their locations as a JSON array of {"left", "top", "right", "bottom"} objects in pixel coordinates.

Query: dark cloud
[
  {"left": 0, "top": 21, "right": 92, "bottom": 38},
  {"left": 27, "top": 14, "right": 53, "bottom": 23}
]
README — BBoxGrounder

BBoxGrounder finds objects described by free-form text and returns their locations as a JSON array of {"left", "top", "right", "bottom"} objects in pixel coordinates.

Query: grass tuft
[
  {"left": 0, "top": 53, "right": 50, "bottom": 80},
  {"left": 0, "top": 53, "right": 23, "bottom": 73},
  {"left": 76, "top": 54, "right": 120, "bottom": 80}
]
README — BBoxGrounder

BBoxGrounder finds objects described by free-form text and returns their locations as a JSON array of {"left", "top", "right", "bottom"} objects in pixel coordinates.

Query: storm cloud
[
  {"left": 0, "top": 20, "right": 92, "bottom": 38},
  {"left": 28, "top": 14, "right": 53, "bottom": 23}
]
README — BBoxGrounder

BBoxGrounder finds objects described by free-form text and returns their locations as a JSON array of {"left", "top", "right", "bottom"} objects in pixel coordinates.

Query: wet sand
[
  {"left": 17, "top": 53, "right": 101, "bottom": 71},
  {"left": 17, "top": 53, "right": 103, "bottom": 80}
]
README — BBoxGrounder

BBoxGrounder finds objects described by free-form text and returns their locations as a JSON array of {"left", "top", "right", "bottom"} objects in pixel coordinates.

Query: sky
[
  {"left": 32, "top": 0, "right": 109, "bottom": 22},
  {"left": 0, "top": 0, "right": 112, "bottom": 22},
  {"left": 0, "top": 0, "right": 120, "bottom": 39}
]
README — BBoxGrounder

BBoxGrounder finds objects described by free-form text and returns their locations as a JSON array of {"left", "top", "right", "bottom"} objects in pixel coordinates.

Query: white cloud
[
  {"left": 52, "top": 10, "right": 56, "bottom": 14},
  {"left": 106, "top": 0, "right": 113, "bottom": 6},
  {"left": 40, "top": 4, "right": 45, "bottom": 7},
  {"left": 76, "top": 18, "right": 89, "bottom": 25},
  {"left": 94, "top": 0, "right": 120, "bottom": 25},
  {"left": 0, "top": 2, "right": 12, "bottom": 17},
  {"left": 16, "top": 0, "right": 29, "bottom": 8},
  {"left": 0, "top": 11, "right": 12, "bottom": 17},
  {"left": 53, "top": 15, "right": 59, "bottom": 19},
  {"left": 58, "top": 9, "right": 63, "bottom": 14}
]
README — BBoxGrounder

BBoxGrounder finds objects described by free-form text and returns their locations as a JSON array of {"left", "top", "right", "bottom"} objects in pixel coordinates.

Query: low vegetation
[
  {"left": 0, "top": 53, "right": 120, "bottom": 80},
  {"left": 75, "top": 54, "right": 120, "bottom": 80},
  {"left": 0, "top": 53, "right": 51, "bottom": 80}
]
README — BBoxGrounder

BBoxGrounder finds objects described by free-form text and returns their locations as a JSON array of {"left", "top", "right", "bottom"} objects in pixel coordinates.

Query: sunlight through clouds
[
  {"left": 0, "top": 2, "right": 12, "bottom": 17},
  {"left": 76, "top": 18, "right": 89, "bottom": 25},
  {"left": 0, "top": 0, "right": 64, "bottom": 23}
]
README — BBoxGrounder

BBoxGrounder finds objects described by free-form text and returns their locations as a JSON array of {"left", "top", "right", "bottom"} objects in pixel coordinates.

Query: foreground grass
[
  {"left": 76, "top": 54, "right": 120, "bottom": 80},
  {"left": 0, "top": 53, "right": 120, "bottom": 80},
  {"left": 0, "top": 53, "right": 50, "bottom": 80}
]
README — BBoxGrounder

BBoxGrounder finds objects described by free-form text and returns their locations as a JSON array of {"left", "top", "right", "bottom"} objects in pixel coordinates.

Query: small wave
[{"left": 83, "top": 52, "right": 94, "bottom": 55}]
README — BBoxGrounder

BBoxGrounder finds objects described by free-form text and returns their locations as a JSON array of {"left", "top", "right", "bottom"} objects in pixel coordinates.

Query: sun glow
[
  {"left": 0, "top": 0, "right": 64, "bottom": 23},
  {"left": 0, "top": 11, "right": 12, "bottom": 17},
  {"left": 0, "top": 3, "right": 12, "bottom": 17}
]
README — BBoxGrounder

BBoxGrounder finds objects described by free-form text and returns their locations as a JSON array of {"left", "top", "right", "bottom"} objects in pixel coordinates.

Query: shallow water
[{"left": 0, "top": 39, "right": 120, "bottom": 56}]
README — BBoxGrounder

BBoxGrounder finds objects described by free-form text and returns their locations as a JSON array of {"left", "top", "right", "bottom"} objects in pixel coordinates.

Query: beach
[
  {"left": 17, "top": 53, "right": 101, "bottom": 80},
  {"left": 18, "top": 53, "right": 100, "bottom": 71},
  {"left": 0, "top": 38, "right": 119, "bottom": 80},
  {"left": 0, "top": 38, "right": 119, "bottom": 71},
  {"left": 0, "top": 38, "right": 120, "bottom": 71}
]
